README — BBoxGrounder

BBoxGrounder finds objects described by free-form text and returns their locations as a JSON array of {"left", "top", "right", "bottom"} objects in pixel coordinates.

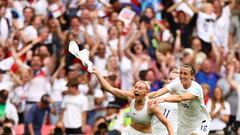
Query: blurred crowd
[{"left": 0, "top": 0, "right": 239, "bottom": 134}]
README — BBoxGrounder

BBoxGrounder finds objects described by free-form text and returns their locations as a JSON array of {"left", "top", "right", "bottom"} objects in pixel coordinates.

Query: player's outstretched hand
[
  {"left": 92, "top": 66, "right": 99, "bottom": 75},
  {"left": 148, "top": 98, "right": 158, "bottom": 109}
]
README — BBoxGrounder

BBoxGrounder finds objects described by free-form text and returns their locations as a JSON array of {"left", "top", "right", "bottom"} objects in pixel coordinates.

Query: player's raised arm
[{"left": 92, "top": 67, "right": 134, "bottom": 101}]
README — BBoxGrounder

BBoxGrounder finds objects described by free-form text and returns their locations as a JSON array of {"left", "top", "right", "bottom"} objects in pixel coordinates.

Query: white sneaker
[{"left": 68, "top": 41, "right": 93, "bottom": 73}]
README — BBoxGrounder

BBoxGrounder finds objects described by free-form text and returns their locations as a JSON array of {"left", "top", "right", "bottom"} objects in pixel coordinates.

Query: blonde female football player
[
  {"left": 92, "top": 67, "right": 174, "bottom": 135},
  {"left": 68, "top": 42, "right": 173, "bottom": 135},
  {"left": 151, "top": 64, "right": 211, "bottom": 135}
]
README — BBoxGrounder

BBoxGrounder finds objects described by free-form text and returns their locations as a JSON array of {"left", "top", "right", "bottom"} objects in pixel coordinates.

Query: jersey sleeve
[
  {"left": 188, "top": 83, "right": 202, "bottom": 98},
  {"left": 165, "top": 79, "right": 178, "bottom": 93}
]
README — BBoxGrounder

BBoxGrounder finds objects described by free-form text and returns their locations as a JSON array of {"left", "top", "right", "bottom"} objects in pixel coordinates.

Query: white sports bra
[{"left": 130, "top": 98, "right": 152, "bottom": 125}]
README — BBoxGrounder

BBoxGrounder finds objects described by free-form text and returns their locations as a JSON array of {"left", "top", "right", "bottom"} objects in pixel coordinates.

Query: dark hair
[
  {"left": 53, "top": 127, "right": 63, "bottom": 135},
  {"left": 108, "top": 74, "right": 117, "bottom": 82},
  {"left": 70, "top": 16, "right": 80, "bottom": 22},
  {"left": 140, "top": 15, "right": 151, "bottom": 24},
  {"left": 143, "top": 7, "right": 155, "bottom": 19},
  {"left": 32, "top": 54, "right": 42, "bottom": 59},
  {"left": 40, "top": 94, "right": 50, "bottom": 105},
  {"left": 30, "top": 54, "right": 43, "bottom": 63},
  {"left": 183, "top": 64, "right": 195, "bottom": 75},
  {"left": 98, "top": 122, "right": 108, "bottom": 130},
  {"left": 0, "top": 69, "right": 6, "bottom": 74},
  {"left": 3, "top": 126, "right": 12, "bottom": 135},
  {"left": 130, "top": 40, "right": 146, "bottom": 54},
  {"left": 0, "top": 4, "right": 5, "bottom": 9},
  {"left": 139, "top": 70, "right": 148, "bottom": 80},
  {"left": 23, "top": 6, "right": 35, "bottom": 14},
  {"left": 11, "top": 10, "right": 19, "bottom": 19},
  {"left": 4, "top": 118, "right": 15, "bottom": 125},
  {"left": 0, "top": 89, "right": 8, "bottom": 100},
  {"left": 146, "top": 68, "right": 156, "bottom": 75},
  {"left": 191, "top": 36, "right": 200, "bottom": 42},
  {"left": 109, "top": 0, "right": 118, "bottom": 4},
  {"left": 94, "top": 122, "right": 108, "bottom": 135},
  {"left": 176, "top": 10, "right": 187, "bottom": 19}
]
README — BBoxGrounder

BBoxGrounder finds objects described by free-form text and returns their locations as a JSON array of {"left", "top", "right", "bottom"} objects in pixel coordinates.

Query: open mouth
[{"left": 134, "top": 92, "right": 140, "bottom": 97}]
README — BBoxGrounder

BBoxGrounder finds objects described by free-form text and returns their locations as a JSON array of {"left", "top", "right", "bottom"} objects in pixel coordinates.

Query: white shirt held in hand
[{"left": 68, "top": 41, "right": 93, "bottom": 73}]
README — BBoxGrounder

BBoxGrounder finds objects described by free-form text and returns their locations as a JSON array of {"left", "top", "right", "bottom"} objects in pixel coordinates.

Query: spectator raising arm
[
  {"left": 166, "top": 1, "right": 183, "bottom": 13},
  {"left": 210, "top": 36, "right": 222, "bottom": 74},
  {"left": 228, "top": 0, "right": 236, "bottom": 10},
  {"left": 50, "top": 57, "right": 65, "bottom": 84},
  {"left": 184, "top": 0, "right": 199, "bottom": 13},
  {"left": 124, "top": 30, "right": 141, "bottom": 60},
  {"left": 174, "top": 29, "right": 182, "bottom": 52},
  {"left": 140, "top": 22, "right": 150, "bottom": 47}
]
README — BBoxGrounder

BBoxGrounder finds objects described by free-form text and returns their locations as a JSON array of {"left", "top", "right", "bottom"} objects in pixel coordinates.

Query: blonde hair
[
  {"left": 201, "top": 83, "right": 210, "bottom": 91},
  {"left": 170, "top": 69, "right": 179, "bottom": 75},
  {"left": 211, "top": 87, "right": 225, "bottom": 113},
  {"left": 137, "top": 80, "right": 151, "bottom": 91},
  {"left": 156, "top": 42, "right": 172, "bottom": 55}
]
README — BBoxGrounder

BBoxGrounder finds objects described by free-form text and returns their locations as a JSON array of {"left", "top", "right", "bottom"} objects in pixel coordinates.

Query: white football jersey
[
  {"left": 166, "top": 78, "right": 211, "bottom": 135},
  {"left": 152, "top": 93, "right": 178, "bottom": 135}
]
